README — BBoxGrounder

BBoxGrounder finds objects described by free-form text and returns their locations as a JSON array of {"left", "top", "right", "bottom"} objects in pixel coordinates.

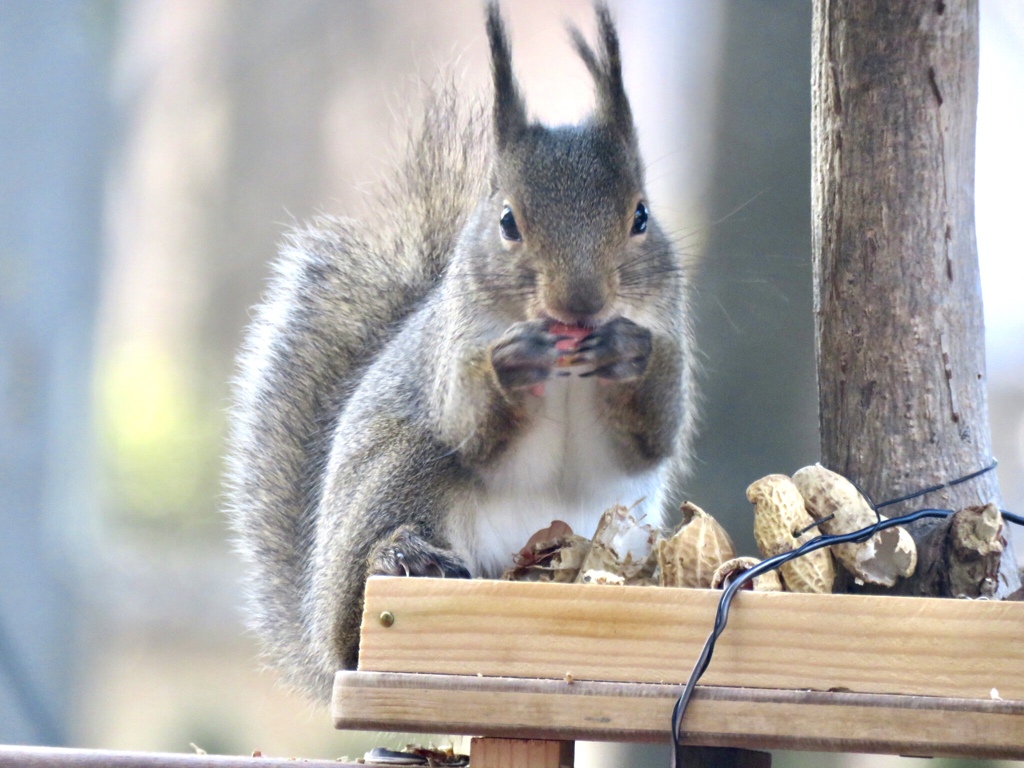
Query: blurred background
[{"left": 1, "top": 1, "right": 1022, "bottom": 767}]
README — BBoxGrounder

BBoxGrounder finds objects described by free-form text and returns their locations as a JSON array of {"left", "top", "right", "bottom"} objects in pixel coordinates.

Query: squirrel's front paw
[
  {"left": 490, "top": 319, "right": 563, "bottom": 391},
  {"left": 574, "top": 317, "right": 652, "bottom": 381},
  {"left": 368, "top": 525, "right": 471, "bottom": 579}
]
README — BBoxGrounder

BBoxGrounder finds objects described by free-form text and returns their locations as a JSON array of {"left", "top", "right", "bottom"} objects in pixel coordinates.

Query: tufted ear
[
  {"left": 486, "top": 2, "right": 527, "bottom": 150},
  {"left": 568, "top": 3, "right": 636, "bottom": 146}
]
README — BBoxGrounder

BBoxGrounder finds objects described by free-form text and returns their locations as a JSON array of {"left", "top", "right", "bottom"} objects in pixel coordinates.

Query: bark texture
[{"left": 810, "top": 0, "right": 1020, "bottom": 596}]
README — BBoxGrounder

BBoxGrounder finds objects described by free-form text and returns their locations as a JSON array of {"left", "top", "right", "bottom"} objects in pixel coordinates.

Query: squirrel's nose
[{"left": 548, "top": 284, "right": 608, "bottom": 325}]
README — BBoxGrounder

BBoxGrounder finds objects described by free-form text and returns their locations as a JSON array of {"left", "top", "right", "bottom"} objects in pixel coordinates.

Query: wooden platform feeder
[
  {"left": 332, "top": 577, "right": 1024, "bottom": 765},
  {"left": 333, "top": 0, "right": 1024, "bottom": 765}
]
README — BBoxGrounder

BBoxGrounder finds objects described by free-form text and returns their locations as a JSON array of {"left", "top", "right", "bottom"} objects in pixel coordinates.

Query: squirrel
[{"left": 226, "top": 1, "right": 697, "bottom": 702}]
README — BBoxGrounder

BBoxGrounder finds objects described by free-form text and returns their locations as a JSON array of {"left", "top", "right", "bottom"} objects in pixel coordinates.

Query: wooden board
[
  {"left": 333, "top": 672, "right": 1024, "bottom": 759},
  {"left": 357, "top": 577, "right": 1024, "bottom": 700},
  {"left": 469, "top": 738, "right": 573, "bottom": 768},
  {"left": 0, "top": 746, "right": 361, "bottom": 768}
]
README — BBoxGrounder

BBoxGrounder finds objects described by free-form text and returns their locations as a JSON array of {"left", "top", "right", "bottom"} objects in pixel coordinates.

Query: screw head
[{"left": 379, "top": 610, "right": 395, "bottom": 628}]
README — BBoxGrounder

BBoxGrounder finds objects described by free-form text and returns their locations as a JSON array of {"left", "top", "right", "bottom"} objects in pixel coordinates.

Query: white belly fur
[{"left": 446, "top": 375, "right": 663, "bottom": 577}]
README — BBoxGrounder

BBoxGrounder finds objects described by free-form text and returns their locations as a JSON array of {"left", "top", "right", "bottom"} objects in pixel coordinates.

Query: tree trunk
[{"left": 810, "top": 0, "right": 1020, "bottom": 597}]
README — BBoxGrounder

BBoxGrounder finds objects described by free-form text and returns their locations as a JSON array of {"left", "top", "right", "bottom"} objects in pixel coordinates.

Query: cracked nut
[{"left": 792, "top": 464, "right": 916, "bottom": 587}]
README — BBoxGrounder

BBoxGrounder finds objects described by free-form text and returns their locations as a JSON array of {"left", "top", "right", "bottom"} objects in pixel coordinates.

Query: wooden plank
[
  {"left": 357, "top": 577, "right": 1024, "bottom": 700},
  {"left": 469, "top": 738, "right": 573, "bottom": 768},
  {"left": 0, "top": 746, "right": 360, "bottom": 768},
  {"left": 333, "top": 671, "right": 1024, "bottom": 759}
]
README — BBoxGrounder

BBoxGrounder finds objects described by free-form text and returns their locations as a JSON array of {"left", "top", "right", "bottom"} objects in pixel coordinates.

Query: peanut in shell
[
  {"left": 746, "top": 474, "right": 835, "bottom": 593},
  {"left": 791, "top": 464, "right": 916, "bottom": 587},
  {"left": 657, "top": 502, "right": 736, "bottom": 588}
]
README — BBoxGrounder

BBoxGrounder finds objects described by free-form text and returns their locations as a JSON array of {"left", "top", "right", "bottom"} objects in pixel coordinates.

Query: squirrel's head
[{"left": 475, "top": 2, "right": 677, "bottom": 328}]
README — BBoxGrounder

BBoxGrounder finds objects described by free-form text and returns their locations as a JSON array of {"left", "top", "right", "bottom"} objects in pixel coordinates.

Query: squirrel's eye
[
  {"left": 631, "top": 202, "right": 648, "bottom": 236},
  {"left": 499, "top": 205, "right": 521, "bottom": 242}
]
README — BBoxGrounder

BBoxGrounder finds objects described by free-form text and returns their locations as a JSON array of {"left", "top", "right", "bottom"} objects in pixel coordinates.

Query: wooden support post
[
  {"left": 678, "top": 748, "right": 771, "bottom": 768},
  {"left": 469, "top": 738, "right": 573, "bottom": 768},
  {"left": 810, "top": 0, "right": 1020, "bottom": 596}
]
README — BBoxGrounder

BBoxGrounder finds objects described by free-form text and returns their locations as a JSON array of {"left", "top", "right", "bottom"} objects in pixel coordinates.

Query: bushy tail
[{"left": 225, "top": 86, "right": 489, "bottom": 698}]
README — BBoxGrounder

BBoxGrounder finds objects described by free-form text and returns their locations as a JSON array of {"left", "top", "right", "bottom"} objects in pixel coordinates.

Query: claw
[{"left": 393, "top": 550, "right": 411, "bottom": 577}]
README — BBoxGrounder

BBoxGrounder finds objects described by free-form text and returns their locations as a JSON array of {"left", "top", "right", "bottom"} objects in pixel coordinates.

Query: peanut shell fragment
[
  {"left": 575, "top": 504, "right": 658, "bottom": 585},
  {"left": 502, "top": 520, "right": 591, "bottom": 583},
  {"left": 947, "top": 503, "right": 1003, "bottom": 598},
  {"left": 792, "top": 464, "right": 916, "bottom": 587},
  {"left": 710, "top": 556, "right": 783, "bottom": 592},
  {"left": 746, "top": 474, "right": 835, "bottom": 593},
  {"left": 657, "top": 502, "right": 736, "bottom": 588},
  {"left": 580, "top": 569, "right": 626, "bottom": 585}
]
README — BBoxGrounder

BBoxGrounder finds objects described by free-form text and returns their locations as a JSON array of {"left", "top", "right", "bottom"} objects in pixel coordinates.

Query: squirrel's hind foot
[{"left": 368, "top": 524, "right": 471, "bottom": 579}]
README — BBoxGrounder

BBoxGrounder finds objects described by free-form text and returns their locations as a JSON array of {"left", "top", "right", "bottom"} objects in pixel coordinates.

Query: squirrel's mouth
[
  {"left": 547, "top": 321, "right": 592, "bottom": 353},
  {"left": 547, "top": 322, "right": 591, "bottom": 340},
  {"left": 548, "top": 323, "right": 589, "bottom": 337}
]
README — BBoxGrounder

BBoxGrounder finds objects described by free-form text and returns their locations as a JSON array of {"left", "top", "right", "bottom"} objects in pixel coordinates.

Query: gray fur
[
  {"left": 226, "top": 4, "right": 697, "bottom": 702},
  {"left": 226, "top": 86, "right": 489, "bottom": 696}
]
